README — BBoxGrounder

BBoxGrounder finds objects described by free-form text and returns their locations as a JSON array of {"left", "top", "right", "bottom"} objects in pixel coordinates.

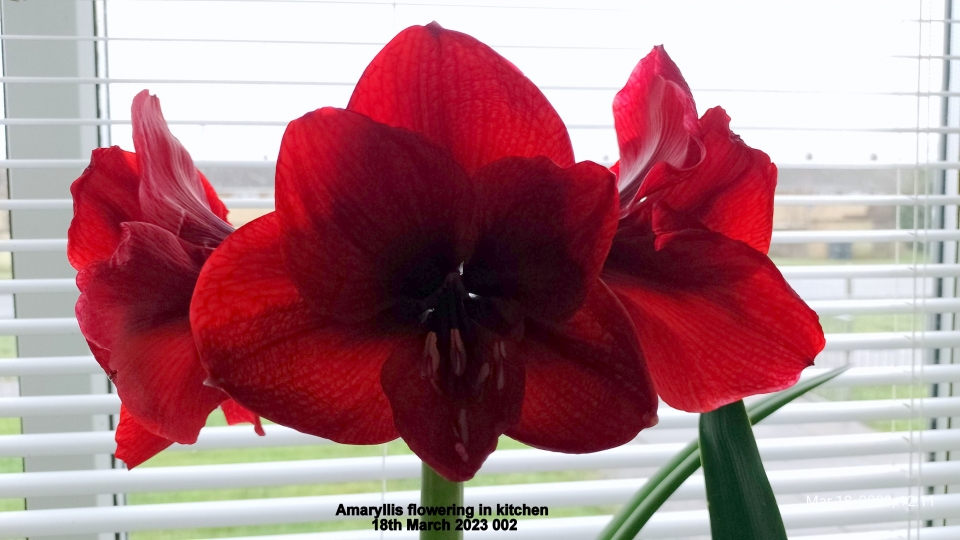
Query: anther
[
  {"left": 458, "top": 408, "right": 469, "bottom": 444},
  {"left": 454, "top": 442, "right": 470, "bottom": 462},
  {"left": 495, "top": 341, "right": 506, "bottom": 391},
  {"left": 423, "top": 332, "right": 440, "bottom": 374},
  {"left": 450, "top": 328, "right": 466, "bottom": 376},
  {"left": 476, "top": 362, "right": 491, "bottom": 386}
]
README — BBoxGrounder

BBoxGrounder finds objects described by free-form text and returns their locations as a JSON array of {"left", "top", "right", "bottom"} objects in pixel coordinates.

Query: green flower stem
[{"left": 420, "top": 462, "right": 464, "bottom": 540}]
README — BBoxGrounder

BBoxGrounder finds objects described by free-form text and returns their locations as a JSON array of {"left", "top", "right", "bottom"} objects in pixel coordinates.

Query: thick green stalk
[{"left": 420, "top": 463, "right": 464, "bottom": 540}]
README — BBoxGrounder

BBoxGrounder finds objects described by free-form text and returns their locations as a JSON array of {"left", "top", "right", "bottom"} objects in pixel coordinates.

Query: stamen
[
  {"left": 450, "top": 328, "right": 466, "bottom": 376},
  {"left": 495, "top": 341, "right": 506, "bottom": 391},
  {"left": 458, "top": 408, "right": 469, "bottom": 444},
  {"left": 454, "top": 442, "right": 470, "bottom": 462},
  {"left": 476, "top": 362, "right": 491, "bottom": 386},
  {"left": 423, "top": 332, "right": 440, "bottom": 374}
]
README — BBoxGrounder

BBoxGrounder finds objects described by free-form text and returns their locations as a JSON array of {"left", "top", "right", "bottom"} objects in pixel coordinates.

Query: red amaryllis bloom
[
  {"left": 69, "top": 90, "right": 262, "bottom": 467},
  {"left": 190, "top": 23, "right": 658, "bottom": 481},
  {"left": 602, "top": 47, "right": 826, "bottom": 413}
]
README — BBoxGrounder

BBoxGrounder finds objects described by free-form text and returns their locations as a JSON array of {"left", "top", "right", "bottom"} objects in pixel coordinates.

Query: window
[{"left": 1, "top": 1, "right": 958, "bottom": 538}]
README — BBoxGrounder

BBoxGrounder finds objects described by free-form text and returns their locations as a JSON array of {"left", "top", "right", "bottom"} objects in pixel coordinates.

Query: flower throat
[{"left": 419, "top": 272, "right": 506, "bottom": 402}]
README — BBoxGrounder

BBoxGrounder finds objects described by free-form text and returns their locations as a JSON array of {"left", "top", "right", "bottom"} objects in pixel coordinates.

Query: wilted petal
[
  {"left": 635, "top": 107, "right": 777, "bottom": 252},
  {"left": 614, "top": 46, "right": 701, "bottom": 206},
  {"left": 604, "top": 223, "right": 824, "bottom": 412},
  {"left": 506, "top": 280, "right": 658, "bottom": 451},
  {"left": 275, "top": 107, "right": 477, "bottom": 324},
  {"left": 191, "top": 213, "right": 399, "bottom": 444},
  {"left": 465, "top": 157, "right": 618, "bottom": 321},
  {"left": 115, "top": 405, "right": 174, "bottom": 468},
  {"left": 348, "top": 23, "right": 574, "bottom": 174},
  {"left": 132, "top": 90, "right": 232, "bottom": 249},
  {"left": 75, "top": 222, "right": 224, "bottom": 443}
]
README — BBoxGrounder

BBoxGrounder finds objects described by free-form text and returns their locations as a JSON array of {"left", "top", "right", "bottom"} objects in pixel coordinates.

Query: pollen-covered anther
[
  {"left": 450, "top": 328, "right": 466, "bottom": 376},
  {"left": 458, "top": 408, "right": 469, "bottom": 444}
]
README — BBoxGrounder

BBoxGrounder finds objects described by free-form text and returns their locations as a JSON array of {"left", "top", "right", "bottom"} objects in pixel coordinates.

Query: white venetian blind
[{"left": 1, "top": 0, "right": 960, "bottom": 539}]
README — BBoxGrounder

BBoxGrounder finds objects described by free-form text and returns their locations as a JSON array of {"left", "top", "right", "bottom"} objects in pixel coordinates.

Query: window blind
[{"left": 2, "top": 0, "right": 960, "bottom": 539}]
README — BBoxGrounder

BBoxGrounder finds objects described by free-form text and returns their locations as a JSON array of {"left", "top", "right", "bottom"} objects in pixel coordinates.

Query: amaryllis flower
[
  {"left": 190, "top": 23, "right": 658, "bottom": 481},
  {"left": 69, "top": 90, "right": 262, "bottom": 467},
  {"left": 602, "top": 47, "right": 826, "bottom": 413}
]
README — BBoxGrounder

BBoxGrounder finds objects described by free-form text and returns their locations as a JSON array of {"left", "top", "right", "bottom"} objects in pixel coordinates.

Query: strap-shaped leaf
[
  {"left": 700, "top": 399, "right": 786, "bottom": 540},
  {"left": 596, "top": 365, "right": 849, "bottom": 540}
]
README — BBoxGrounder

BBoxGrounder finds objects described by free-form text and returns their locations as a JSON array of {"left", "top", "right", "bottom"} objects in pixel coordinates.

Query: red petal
[
  {"left": 634, "top": 107, "right": 777, "bottom": 253},
  {"left": 614, "top": 46, "right": 701, "bottom": 206},
  {"left": 220, "top": 399, "right": 265, "bottom": 436},
  {"left": 466, "top": 157, "right": 618, "bottom": 321},
  {"left": 115, "top": 405, "right": 174, "bottom": 468},
  {"left": 380, "top": 330, "right": 524, "bottom": 482},
  {"left": 275, "top": 107, "right": 477, "bottom": 324},
  {"left": 68, "top": 147, "right": 142, "bottom": 270},
  {"left": 191, "top": 213, "right": 399, "bottom": 444},
  {"left": 75, "top": 222, "right": 224, "bottom": 443},
  {"left": 132, "top": 90, "right": 232, "bottom": 248},
  {"left": 347, "top": 23, "right": 574, "bottom": 174},
  {"left": 506, "top": 280, "right": 658, "bottom": 452},
  {"left": 604, "top": 227, "right": 825, "bottom": 412}
]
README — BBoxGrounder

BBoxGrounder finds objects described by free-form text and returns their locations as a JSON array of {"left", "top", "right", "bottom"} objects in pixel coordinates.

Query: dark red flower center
[{"left": 416, "top": 272, "right": 507, "bottom": 408}]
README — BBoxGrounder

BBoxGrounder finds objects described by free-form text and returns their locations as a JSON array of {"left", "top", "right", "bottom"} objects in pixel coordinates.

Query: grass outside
[
  {"left": 0, "top": 331, "right": 21, "bottom": 513},
  {"left": 0, "top": 416, "right": 24, "bottom": 513}
]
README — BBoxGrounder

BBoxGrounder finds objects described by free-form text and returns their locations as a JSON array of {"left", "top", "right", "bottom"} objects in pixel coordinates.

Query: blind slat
[
  {"left": 6, "top": 230, "right": 958, "bottom": 254},
  {"left": 221, "top": 524, "right": 960, "bottom": 540},
  {"left": 3, "top": 458, "right": 959, "bottom": 501},
  {"left": 1, "top": 159, "right": 955, "bottom": 171},
  {"left": 2, "top": 428, "right": 955, "bottom": 466},
  {"left": 3, "top": 394, "right": 956, "bottom": 426},
  {"left": 9, "top": 195, "right": 960, "bottom": 212}
]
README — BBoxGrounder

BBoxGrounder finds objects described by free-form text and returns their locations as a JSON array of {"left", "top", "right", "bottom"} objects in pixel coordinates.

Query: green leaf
[
  {"left": 700, "top": 399, "right": 786, "bottom": 540},
  {"left": 595, "top": 365, "right": 849, "bottom": 540}
]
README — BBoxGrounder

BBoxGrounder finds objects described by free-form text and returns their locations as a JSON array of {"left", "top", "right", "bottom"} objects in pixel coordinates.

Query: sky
[{"left": 100, "top": 0, "right": 942, "bottom": 169}]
